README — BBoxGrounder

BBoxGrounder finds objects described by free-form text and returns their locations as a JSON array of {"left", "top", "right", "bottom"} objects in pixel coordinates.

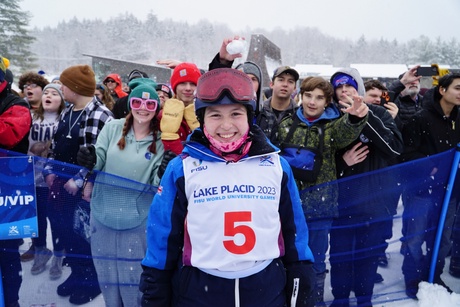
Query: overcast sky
[{"left": 20, "top": 0, "right": 460, "bottom": 42}]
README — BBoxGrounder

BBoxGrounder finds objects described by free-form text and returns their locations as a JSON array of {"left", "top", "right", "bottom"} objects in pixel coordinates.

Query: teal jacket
[
  {"left": 277, "top": 105, "right": 367, "bottom": 220},
  {"left": 91, "top": 119, "right": 164, "bottom": 230}
]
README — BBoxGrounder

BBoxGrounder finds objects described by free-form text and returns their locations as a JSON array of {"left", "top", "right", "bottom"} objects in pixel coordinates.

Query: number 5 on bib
[{"left": 223, "top": 211, "right": 256, "bottom": 254}]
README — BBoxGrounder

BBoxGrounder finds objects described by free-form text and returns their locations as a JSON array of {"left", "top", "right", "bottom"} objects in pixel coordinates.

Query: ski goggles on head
[
  {"left": 129, "top": 97, "right": 158, "bottom": 112},
  {"left": 196, "top": 68, "right": 255, "bottom": 102}
]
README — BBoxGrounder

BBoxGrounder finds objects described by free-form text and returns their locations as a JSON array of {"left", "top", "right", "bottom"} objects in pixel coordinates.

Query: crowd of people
[{"left": 0, "top": 35, "right": 459, "bottom": 307}]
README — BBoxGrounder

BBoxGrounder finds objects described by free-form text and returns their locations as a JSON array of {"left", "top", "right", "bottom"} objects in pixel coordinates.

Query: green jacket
[
  {"left": 277, "top": 107, "right": 367, "bottom": 220},
  {"left": 91, "top": 119, "right": 164, "bottom": 230}
]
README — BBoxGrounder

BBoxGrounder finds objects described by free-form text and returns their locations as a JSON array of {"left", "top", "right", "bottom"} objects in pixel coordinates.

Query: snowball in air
[{"left": 226, "top": 40, "right": 246, "bottom": 55}]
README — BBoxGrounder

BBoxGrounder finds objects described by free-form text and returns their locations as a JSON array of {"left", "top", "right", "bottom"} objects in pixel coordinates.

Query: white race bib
[{"left": 183, "top": 154, "right": 284, "bottom": 274}]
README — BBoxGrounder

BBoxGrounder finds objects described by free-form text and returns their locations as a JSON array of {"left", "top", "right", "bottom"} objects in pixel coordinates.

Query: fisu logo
[
  {"left": 192, "top": 160, "right": 203, "bottom": 167},
  {"left": 191, "top": 165, "right": 208, "bottom": 174}
]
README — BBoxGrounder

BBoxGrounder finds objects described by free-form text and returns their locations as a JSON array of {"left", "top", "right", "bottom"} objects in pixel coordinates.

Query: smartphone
[
  {"left": 416, "top": 66, "right": 438, "bottom": 76},
  {"left": 380, "top": 91, "right": 396, "bottom": 105}
]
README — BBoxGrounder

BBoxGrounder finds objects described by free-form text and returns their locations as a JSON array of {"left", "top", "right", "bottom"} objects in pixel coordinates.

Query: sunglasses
[
  {"left": 25, "top": 83, "right": 39, "bottom": 89},
  {"left": 104, "top": 79, "right": 116, "bottom": 84},
  {"left": 196, "top": 69, "right": 254, "bottom": 102},
  {"left": 130, "top": 97, "right": 158, "bottom": 112}
]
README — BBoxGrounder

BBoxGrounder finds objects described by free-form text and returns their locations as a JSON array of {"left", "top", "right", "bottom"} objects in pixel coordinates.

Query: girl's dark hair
[{"left": 438, "top": 73, "right": 460, "bottom": 90}]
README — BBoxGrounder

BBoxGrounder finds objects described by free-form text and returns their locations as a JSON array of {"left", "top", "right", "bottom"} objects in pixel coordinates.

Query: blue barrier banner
[
  {"left": 0, "top": 147, "right": 457, "bottom": 306},
  {"left": 0, "top": 156, "right": 38, "bottom": 240}
]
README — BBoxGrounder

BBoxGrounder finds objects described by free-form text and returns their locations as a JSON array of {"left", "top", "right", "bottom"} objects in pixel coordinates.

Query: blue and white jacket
[{"left": 141, "top": 125, "right": 314, "bottom": 306}]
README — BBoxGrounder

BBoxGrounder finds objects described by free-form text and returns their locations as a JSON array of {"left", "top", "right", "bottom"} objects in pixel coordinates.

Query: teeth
[{"left": 220, "top": 133, "right": 234, "bottom": 139}]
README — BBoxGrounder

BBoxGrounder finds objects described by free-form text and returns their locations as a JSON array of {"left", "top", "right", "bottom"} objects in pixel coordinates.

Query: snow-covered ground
[
  {"left": 19, "top": 261, "right": 104, "bottom": 306},
  {"left": 16, "top": 202, "right": 460, "bottom": 307}
]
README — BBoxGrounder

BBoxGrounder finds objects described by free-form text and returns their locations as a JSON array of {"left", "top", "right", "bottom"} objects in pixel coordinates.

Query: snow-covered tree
[{"left": 0, "top": 0, "right": 37, "bottom": 72}]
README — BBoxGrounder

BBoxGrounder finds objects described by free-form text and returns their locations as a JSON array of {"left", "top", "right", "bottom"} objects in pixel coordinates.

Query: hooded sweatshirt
[
  {"left": 332, "top": 68, "right": 404, "bottom": 221},
  {"left": 103, "top": 73, "right": 128, "bottom": 99}
]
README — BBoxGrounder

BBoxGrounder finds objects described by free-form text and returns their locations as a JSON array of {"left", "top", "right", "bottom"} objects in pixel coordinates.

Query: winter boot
[
  {"left": 49, "top": 254, "right": 64, "bottom": 280},
  {"left": 404, "top": 278, "right": 419, "bottom": 299},
  {"left": 374, "top": 272, "right": 384, "bottom": 283},
  {"left": 377, "top": 254, "right": 389, "bottom": 267},
  {"left": 68, "top": 267, "right": 101, "bottom": 305},
  {"left": 314, "top": 272, "right": 327, "bottom": 307},
  {"left": 30, "top": 246, "right": 52, "bottom": 275},
  {"left": 449, "top": 257, "right": 460, "bottom": 278},
  {"left": 69, "top": 284, "right": 101, "bottom": 305},
  {"left": 57, "top": 271, "right": 79, "bottom": 297},
  {"left": 20, "top": 242, "right": 35, "bottom": 262}
]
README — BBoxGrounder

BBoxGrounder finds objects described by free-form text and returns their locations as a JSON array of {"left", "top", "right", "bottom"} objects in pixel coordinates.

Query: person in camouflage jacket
[{"left": 275, "top": 77, "right": 368, "bottom": 305}]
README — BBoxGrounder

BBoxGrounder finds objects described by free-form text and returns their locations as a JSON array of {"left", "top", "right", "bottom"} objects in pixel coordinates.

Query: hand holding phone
[
  {"left": 380, "top": 91, "right": 396, "bottom": 105},
  {"left": 416, "top": 66, "right": 438, "bottom": 76}
]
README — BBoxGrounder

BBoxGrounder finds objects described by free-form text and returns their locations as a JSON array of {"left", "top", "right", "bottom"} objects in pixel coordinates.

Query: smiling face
[
  {"left": 203, "top": 104, "right": 249, "bottom": 144},
  {"left": 104, "top": 78, "right": 117, "bottom": 91},
  {"left": 41, "top": 88, "right": 63, "bottom": 113},
  {"left": 301, "top": 88, "right": 328, "bottom": 119},
  {"left": 175, "top": 82, "right": 196, "bottom": 106},
  {"left": 131, "top": 99, "right": 157, "bottom": 124}
]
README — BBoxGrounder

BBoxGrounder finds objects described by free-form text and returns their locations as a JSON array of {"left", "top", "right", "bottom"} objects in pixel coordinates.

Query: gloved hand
[
  {"left": 140, "top": 265, "right": 174, "bottom": 306},
  {"left": 161, "top": 99, "right": 184, "bottom": 141},
  {"left": 285, "top": 261, "right": 315, "bottom": 307},
  {"left": 77, "top": 145, "right": 97, "bottom": 170},
  {"left": 157, "top": 150, "right": 177, "bottom": 179},
  {"left": 183, "top": 103, "right": 199, "bottom": 131}
]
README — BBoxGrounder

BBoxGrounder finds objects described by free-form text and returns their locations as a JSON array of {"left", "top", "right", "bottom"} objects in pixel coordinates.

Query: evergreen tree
[{"left": 0, "top": 0, "right": 37, "bottom": 72}]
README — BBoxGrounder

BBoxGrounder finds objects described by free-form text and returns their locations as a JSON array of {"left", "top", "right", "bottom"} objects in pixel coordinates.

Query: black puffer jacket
[
  {"left": 388, "top": 79, "right": 424, "bottom": 130},
  {"left": 401, "top": 87, "right": 460, "bottom": 197},
  {"left": 331, "top": 68, "right": 403, "bottom": 222},
  {"left": 402, "top": 87, "right": 460, "bottom": 161},
  {"left": 335, "top": 104, "right": 403, "bottom": 220}
]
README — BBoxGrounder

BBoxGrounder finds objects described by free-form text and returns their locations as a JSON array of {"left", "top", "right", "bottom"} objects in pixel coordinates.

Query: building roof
[{"left": 294, "top": 63, "right": 410, "bottom": 79}]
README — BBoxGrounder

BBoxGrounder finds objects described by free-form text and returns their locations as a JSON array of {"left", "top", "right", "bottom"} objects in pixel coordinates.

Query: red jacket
[
  {"left": 103, "top": 73, "right": 128, "bottom": 99},
  {"left": 0, "top": 91, "right": 31, "bottom": 154}
]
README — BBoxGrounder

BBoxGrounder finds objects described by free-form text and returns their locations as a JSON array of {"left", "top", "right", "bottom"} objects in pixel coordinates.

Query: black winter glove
[
  {"left": 158, "top": 150, "right": 177, "bottom": 179},
  {"left": 139, "top": 265, "right": 173, "bottom": 307},
  {"left": 77, "top": 145, "right": 97, "bottom": 170},
  {"left": 285, "top": 261, "right": 315, "bottom": 307}
]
